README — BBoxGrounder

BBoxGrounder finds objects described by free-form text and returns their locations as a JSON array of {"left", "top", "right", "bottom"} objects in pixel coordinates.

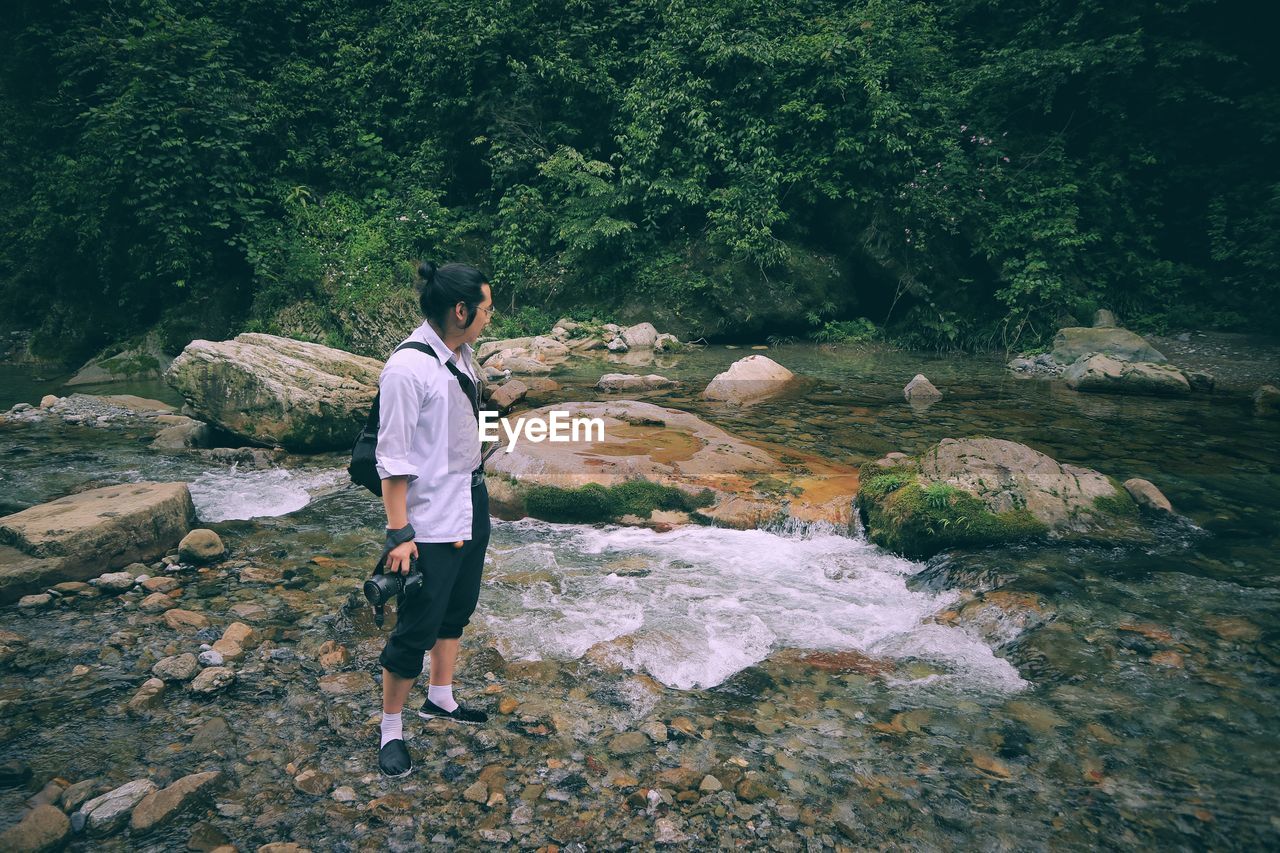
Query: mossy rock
[
  {"left": 857, "top": 465, "right": 1047, "bottom": 559},
  {"left": 521, "top": 480, "right": 715, "bottom": 525}
]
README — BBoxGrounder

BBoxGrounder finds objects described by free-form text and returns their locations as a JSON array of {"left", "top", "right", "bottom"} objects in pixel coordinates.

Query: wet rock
[
  {"left": 292, "top": 769, "right": 333, "bottom": 796},
  {"left": 596, "top": 374, "right": 678, "bottom": 393},
  {"left": 703, "top": 356, "right": 797, "bottom": 405},
  {"left": 699, "top": 775, "right": 723, "bottom": 794},
  {"left": 1253, "top": 384, "right": 1280, "bottom": 416},
  {"left": 463, "top": 779, "right": 488, "bottom": 803},
  {"left": 969, "top": 750, "right": 1013, "bottom": 779},
  {"left": 498, "top": 697, "right": 519, "bottom": 714},
  {"left": 239, "top": 565, "right": 283, "bottom": 584},
  {"left": 0, "top": 758, "right": 33, "bottom": 787},
  {"left": 0, "top": 804, "right": 70, "bottom": 852},
  {"left": 607, "top": 337, "right": 629, "bottom": 353},
  {"left": 317, "top": 640, "right": 350, "bottom": 669},
  {"left": 1063, "top": 354, "right": 1191, "bottom": 395},
  {"left": 152, "top": 653, "right": 200, "bottom": 681},
  {"left": 221, "top": 621, "right": 257, "bottom": 648},
  {"left": 0, "top": 481, "right": 195, "bottom": 604},
  {"left": 18, "top": 593, "right": 53, "bottom": 609},
  {"left": 178, "top": 530, "right": 225, "bottom": 563},
  {"left": 140, "top": 592, "right": 176, "bottom": 613},
  {"left": 190, "top": 717, "right": 234, "bottom": 752},
  {"left": 49, "top": 581, "right": 93, "bottom": 596},
  {"left": 1205, "top": 616, "right": 1261, "bottom": 642},
  {"left": 80, "top": 778, "right": 158, "bottom": 835},
  {"left": 653, "top": 817, "right": 691, "bottom": 844},
  {"left": 189, "top": 667, "right": 235, "bottom": 694},
  {"left": 257, "top": 844, "right": 312, "bottom": 853},
  {"left": 127, "top": 678, "right": 166, "bottom": 714},
  {"left": 92, "top": 571, "right": 136, "bottom": 593},
  {"left": 331, "top": 785, "right": 356, "bottom": 803},
  {"left": 1150, "top": 650, "right": 1185, "bottom": 668},
  {"left": 656, "top": 768, "right": 702, "bottom": 791},
  {"left": 1185, "top": 370, "right": 1215, "bottom": 392},
  {"left": 1123, "top": 478, "right": 1173, "bottom": 513},
  {"left": 163, "top": 609, "right": 211, "bottom": 633},
  {"left": 151, "top": 416, "right": 213, "bottom": 450},
  {"left": 130, "top": 770, "right": 222, "bottom": 833},
  {"left": 1052, "top": 326, "right": 1167, "bottom": 364},
  {"left": 198, "top": 651, "right": 222, "bottom": 671},
  {"left": 654, "top": 333, "right": 681, "bottom": 353},
  {"left": 228, "top": 602, "right": 268, "bottom": 621},
  {"left": 210, "top": 639, "right": 244, "bottom": 662},
  {"left": 622, "top": 323, "right": 659, "bottom": 349},
  {"left": 488, "top": 380, "right": 528, "bottom": 410},
  {"left": 478, "top": 828, "right": 512, "bottom": 844},
  {"left": 735, "top": 777, "right": 776, "bottom": 803},
  {"left": 903, "top": 374, "right": 943, "bottom": 403},
  {"left": 318, "top": 671, "right": 375, "bottom": 696},
  {"left": 608, "top": 732, "right": 651, "bottom": 757},
  {"left": 640, "top": 720, "right": 669, "bottom": 743},
  {"left": 141, "top": 576, "right": 179, "bottom": 593},
  {"left": 59, "top": 779, "right": 104, "bottom": 813}
]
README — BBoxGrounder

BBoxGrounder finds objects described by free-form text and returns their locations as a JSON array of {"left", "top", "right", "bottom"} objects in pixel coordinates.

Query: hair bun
[{"left": 418, "top": 261, "right": 438, "bottom": 284}]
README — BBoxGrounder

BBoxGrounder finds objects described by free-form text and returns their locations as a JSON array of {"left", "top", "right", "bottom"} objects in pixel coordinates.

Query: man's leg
[
  {"left": 383, "top": 668, "right": 416, "bottom": 714},
  {"left": 429, "top": 638, "right": 460, "bottom": 687}
]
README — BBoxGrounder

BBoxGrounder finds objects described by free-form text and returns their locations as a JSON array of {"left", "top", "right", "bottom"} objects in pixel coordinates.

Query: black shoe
[
  {"left": 378, "top": 739, "right": 412, "bottom": 778},
  {"left": 417, "top": 698, "right": 488, "bottom": 724}
]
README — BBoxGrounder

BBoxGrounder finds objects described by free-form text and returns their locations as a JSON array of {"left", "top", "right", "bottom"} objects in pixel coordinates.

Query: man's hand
[{"left": 386, "top": 540, "right": 418, "bottom": 575}]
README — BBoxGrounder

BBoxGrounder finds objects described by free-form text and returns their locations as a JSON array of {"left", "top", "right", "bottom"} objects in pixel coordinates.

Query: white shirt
[{"left": 374, "top": 321, "right": 483, "bottom": 542}]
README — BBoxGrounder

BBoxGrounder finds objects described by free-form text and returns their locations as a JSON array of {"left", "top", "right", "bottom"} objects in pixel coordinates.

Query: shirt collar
[{"left": 413, "top": 320, "right": 473, "bottom": 366}]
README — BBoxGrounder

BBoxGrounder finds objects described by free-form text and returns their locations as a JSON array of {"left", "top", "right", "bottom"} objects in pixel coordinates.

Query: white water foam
[
  {"left": 479, "top": 520, "right": 1028, "bottom": 693},
  {"left": 189, "top": 466, "right": 350, "bottom": 521}
]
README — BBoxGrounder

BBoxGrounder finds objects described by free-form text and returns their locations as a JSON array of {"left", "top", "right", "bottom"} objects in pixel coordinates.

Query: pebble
[
  {"left": 608, "top": 732, "right": 651, "bottom": 756},
  {"left": 228, "top": 603, "right": 267, "bottom": 621},
  {"left": 178, "top": 529, "right": 225, "bottom": 563},
  {"left": 0, "top": 804, "right": 70, "bottom": 851},
  {"left": 141, "top": 576, "right": 179, "bottom": 594},
  {"left": 18, "top": 593, "right": 53, "bottom": 609},
  {"left": 640, "top": 720, "right": 668, "bottom": 742},
  {"left": 189, "top": 667, "right": 235, "bottom": 694},
  {"left": 698, "top": 775, "right": 723, "bottom": 793},
  {"left": 211, "top": 638, "right": 244, "bottom": 661},
  {"left": 92, "top": 571, "right": 137, "bottom": 593},
  {"left": 292, "top": 769, "right": 333, "bottom": 796},
  {"left": 463, "top": 779, "right": 488, "bottom": 803},
  {"left": 478, "top": 828, "right": 512, "bottom": 844},
  {"left": 127, "top": 678, "right": 166, "bottom": 714},
  {"left": 199, "top": 650, "right": 225, "bottom": 667},
  {"left": 80, "top": 778, "right": 158, "bottom": 835},
  {"left": 130, "top": 770, "right": 223, "bottom": 833},
  {"left": 332, "top": 786, "right": 357, "bottom": 803},
  {"left": 163, "top": 609, "right": 211, "bottom": 633},
  {"left": 140, "top": 592, "right": 176, "bottom": 613},
  {"left": 153, "top": 653, "right": 200, "bottom": 682}
]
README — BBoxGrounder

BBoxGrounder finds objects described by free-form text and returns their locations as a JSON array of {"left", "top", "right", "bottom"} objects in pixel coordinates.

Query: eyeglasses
[{"left": 476, "top": 305, "right": 495, "bottom": 319}]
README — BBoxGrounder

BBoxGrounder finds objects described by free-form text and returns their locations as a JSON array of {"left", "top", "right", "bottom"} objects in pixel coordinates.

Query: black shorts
[{"left": 379, "top": 480, "right": 490, "bottom": 680}]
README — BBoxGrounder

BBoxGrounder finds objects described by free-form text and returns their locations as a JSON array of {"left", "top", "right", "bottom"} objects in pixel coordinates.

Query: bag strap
[{"left": 367, "top": 340, "right": 482, "bottom": 429}]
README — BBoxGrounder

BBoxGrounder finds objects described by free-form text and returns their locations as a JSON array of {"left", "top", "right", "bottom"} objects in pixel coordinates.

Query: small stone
[
  {"left": 608, "top": 732, "right": 651, "bottom": 756},
  {"left": 699, "top": 774, "right": 723, "bottom": 793},
  {"left": 222, "top": 622, "right": 257, "bottom": 648},
  {"left": 1253, "top": 384, "right": 1280, "bottom": 416},
  {"left": 903, "top": 374, "right": 943, "bottom": 403},
  {"left": 178, "top": 529, "right": 225, "bottom": 563},
  {"left": 198, "top": 650, "right": 224, "bottom": 667},
  {"left": 140, "top": 592, "right": 176, "bottom": 613},
  {"left": 478, "top": 828, "right": 512, "bottom": 844},
  {"left": 317, "top": 640, "right": 349, "bottom": 669},
  {"left": 463, "top": 779, "right": 489, "bottom": 803},
  {"left": 127, "top": 678, "right": 166, "bottom": 714},
  {"left": 318, "top": 671, "right": 374, "bottom": 696},
  {"left": 238, "top": 565, "right": 283, "bottom": 583},
  {"left": 228, "top": 602, "right": 268, "bottom": 621},
  {"left": 40, "top": 394, "right": 59, "bottom": 408},
  {"left": 640, "top": 720, "right": 668, "bottom": 743},
  {"left": 18, "top": 593, "right": 53, "bottom": 609},
  {"left": 152, "top": 653, "right": 199, "bottom": 681},
  {"left": 0, "top": 804, "right": 70, "bottom": 851},
  {"left": 163, "top": 609, "right": 211, "bottom": 633},
  {"left": 189, "top": 667, "right": 235, "bottom": 694},
  {"left": 331, "top": 786, "right": 357, "bottom": 803},
  {"left": 141, "top": 576, "right": 179, "bottom": 594},
  {"left": 498, "top": 697, "right": 519, "bottom": 714},
  {"left": 92, "top": 571, "right": 136, "bottom": 593},
  {"left": 669, "top": 717, "right": 697, "bottom": 737},
  {"left": 735, "top": 778, "right": 775, "bottom": 803},
  {"left": 210, "top": 639, "right": 243, "bottom": 662},
  {"left": 292, "top": 769, "right": 333, "bottom": 796},
  {"left": 1150, "top": 650, "right": 1185, "bottom": 668},
  {"left": 653, "top": 817, "right": 690, "bottom": 845},
  {"left": 59, "top": 779, "right": 104, "bottom": 813}
]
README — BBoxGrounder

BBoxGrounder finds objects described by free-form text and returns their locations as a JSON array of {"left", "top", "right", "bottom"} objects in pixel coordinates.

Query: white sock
[
  {"left": 428, "top": 683, "right": 458, "bottom": 712},
  {"left": 380, "top": 711, "right": 402, "bottom": 747}
]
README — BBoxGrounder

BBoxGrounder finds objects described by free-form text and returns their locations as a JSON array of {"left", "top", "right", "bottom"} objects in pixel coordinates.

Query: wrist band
[{"left": 385, "top": 524, "right": 416, "bottom": 551}]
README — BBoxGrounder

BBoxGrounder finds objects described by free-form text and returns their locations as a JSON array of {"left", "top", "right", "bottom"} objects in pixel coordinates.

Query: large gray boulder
[
  {"left": 0, "top": 483, "right": 195, "bottom": 604},
  {"left": 1063, "top": 354, "right": 1191, "bottom": 395},
  {"left": 1052, "top": 327, "right": 1166, "bottom": 364},
  {"left": 703, "top": 356, "right": 798, "bottom": 405},
  {"left": 165, "top": 333, "right": 384, "bottom": 451}
]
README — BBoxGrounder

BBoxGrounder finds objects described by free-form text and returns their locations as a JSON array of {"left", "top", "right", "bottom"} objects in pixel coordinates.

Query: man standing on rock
[{"left": 374, "top": 261, "right": 495, "bottom": 777}]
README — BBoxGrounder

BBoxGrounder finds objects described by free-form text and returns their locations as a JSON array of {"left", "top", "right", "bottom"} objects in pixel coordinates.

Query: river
[{"left": 1, "top": 340, "right": 1277, "bottom": 850}]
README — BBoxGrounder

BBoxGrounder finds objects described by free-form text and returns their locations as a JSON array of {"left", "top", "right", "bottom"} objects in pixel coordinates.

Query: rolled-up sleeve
[{"left": 375, "top": 363, "right": 426, "bottom": 481}]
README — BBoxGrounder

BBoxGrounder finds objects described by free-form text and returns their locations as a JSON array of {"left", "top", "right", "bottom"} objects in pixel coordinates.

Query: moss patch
[
  {"left": 858, "top": 465, "right": 1047, "bottom": 559},
  {"left": 99, "top": 352, "right": 161, "bottom": 376},
  {"left": 523, "top": 480, "right": 715, "bottom": 524}
]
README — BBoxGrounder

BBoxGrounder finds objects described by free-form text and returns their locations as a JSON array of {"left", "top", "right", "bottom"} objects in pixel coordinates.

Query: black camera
[{"left": 364, "top": 559, "right": 424, "bottom": 627}]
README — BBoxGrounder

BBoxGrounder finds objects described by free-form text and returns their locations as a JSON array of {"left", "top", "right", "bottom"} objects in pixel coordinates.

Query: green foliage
[
  {"left": 523, "top": 479, "right": 714, "bottom": 524},
  {"left": 2, "top": 0, "right": 1278, "bottom": 358}
]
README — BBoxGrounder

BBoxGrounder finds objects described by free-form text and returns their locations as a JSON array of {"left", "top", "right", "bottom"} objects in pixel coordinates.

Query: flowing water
[{"left": 1, "top": 342, "right": 1278, "bottom": 850}]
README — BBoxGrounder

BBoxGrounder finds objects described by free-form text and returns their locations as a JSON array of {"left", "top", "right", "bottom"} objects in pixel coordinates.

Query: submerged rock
[
  {"left": 1254, "top": 384, "right": 1280, "bottom": 416},
  {"left": 165, "top": 333, "right": 384, "bottom": 451},
  {"left": 485, "top": 400, "right": 859, "bottom": 530},
  {"left": 903, "top": 374, "right": 943, "bottom": 403},
  {"left": 80, "top": 778, "right": 158, "bottom": 835},
  {"left": 152, "top": 653, "right": 200, "bottom": 682},
  {"left": 596, "top": 373, "right": 678, "bottom": 393},
  {"left": 189, "top": 667, "right": 235, "bottom": 695},
  {"left": 130, "top": 771, "right": 222, "bottom": 834},
  {"left": 1063, "top": 354, "right": 1191, "bottom": 395},
  {"left": 1123, "top": 478, "right": 1173, "bottom": 514},
  {"left": 0, "top": 804, "right": 70, "bottom": 852},
  {"left": 703, "top": 355, "right": 798, "bottom": 405}
]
